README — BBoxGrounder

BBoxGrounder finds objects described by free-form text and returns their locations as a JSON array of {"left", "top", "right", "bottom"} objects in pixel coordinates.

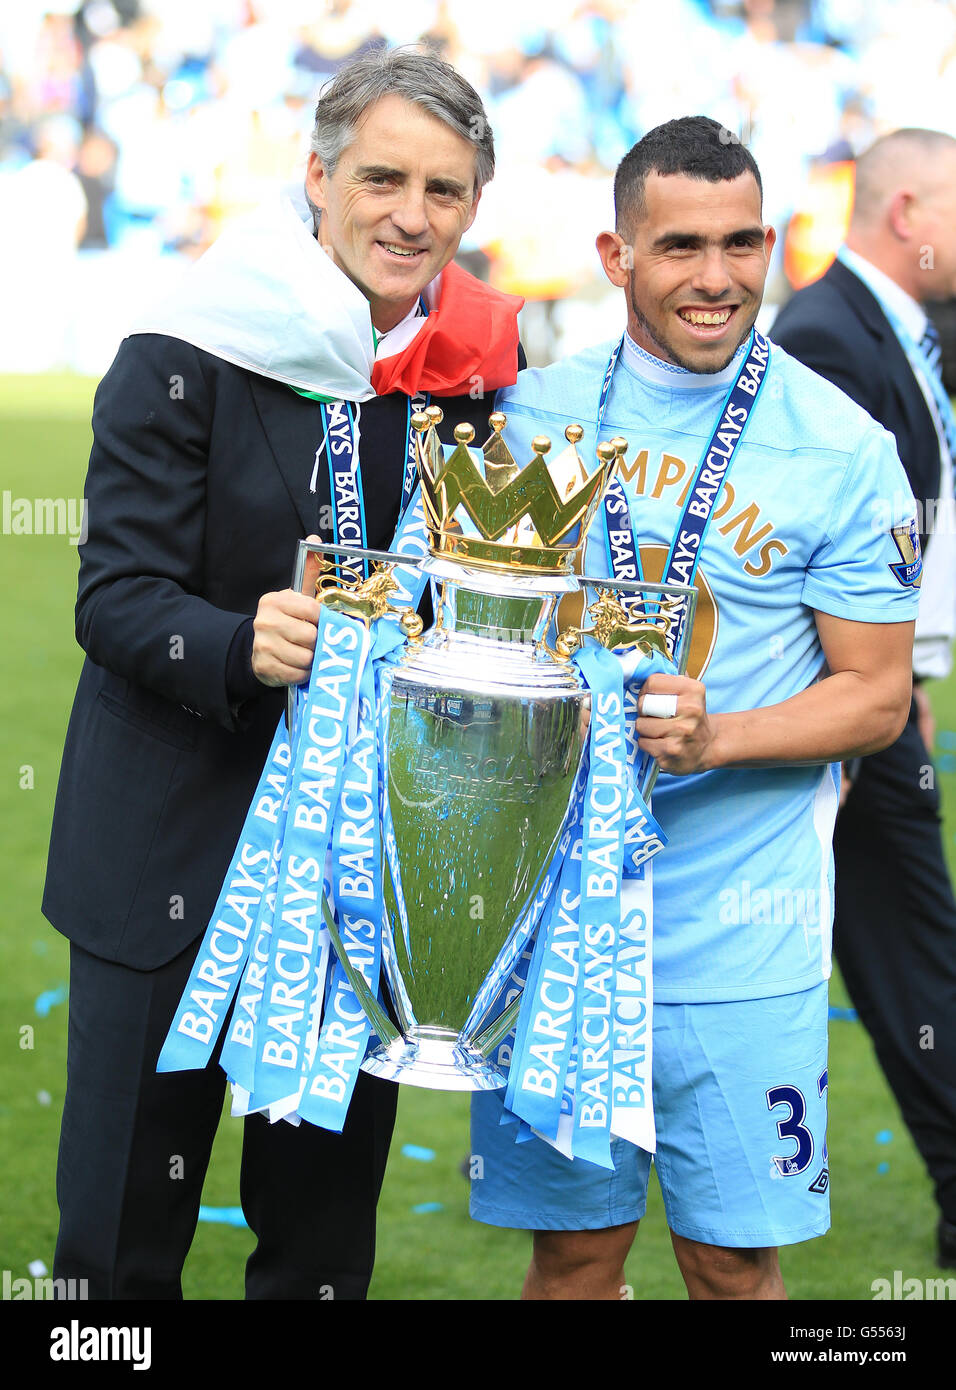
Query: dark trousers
[
  {"left": 53, "top": 939, "right": 397, "bottom": 1299},
  {"left": 834, "top": 705, "right": 956, "bottom": 1222}
]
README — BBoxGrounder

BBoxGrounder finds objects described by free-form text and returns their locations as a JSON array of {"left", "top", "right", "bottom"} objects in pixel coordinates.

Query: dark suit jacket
[
  {"left": 771, "top": 257, "right": 940, "bottom": 558},
  {"left": 43, "top": 332, "right": 515, "bottom": 969}
]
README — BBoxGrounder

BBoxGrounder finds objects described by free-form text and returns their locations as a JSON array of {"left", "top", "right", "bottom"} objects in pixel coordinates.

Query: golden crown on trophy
[{"left": 410, "top": 407, "right": 625, "bottom": 574}]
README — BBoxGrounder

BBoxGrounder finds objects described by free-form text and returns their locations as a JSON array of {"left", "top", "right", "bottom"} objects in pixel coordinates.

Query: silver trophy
[{"left": 291, "top": 411, "right": 696, "bottom": 1091}]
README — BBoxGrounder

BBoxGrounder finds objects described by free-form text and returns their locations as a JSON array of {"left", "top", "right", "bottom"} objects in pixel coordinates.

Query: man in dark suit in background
[
  {"left": 42, "top": 47, "right": 522, "bottom": 1299},
  {"left": 773, "top": 128, "right": 956, "bottom": 1266},
  {"left": 929, "top": 298, "right": 956, "bottom": 396}
]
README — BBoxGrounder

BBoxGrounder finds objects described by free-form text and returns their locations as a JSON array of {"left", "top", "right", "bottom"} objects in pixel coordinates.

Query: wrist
[
  {"left": 701, "top": 711, "right": 730, "bottom": 771},
  {"left": 226, "top": 617, "right": 262, "bottom": 702}
]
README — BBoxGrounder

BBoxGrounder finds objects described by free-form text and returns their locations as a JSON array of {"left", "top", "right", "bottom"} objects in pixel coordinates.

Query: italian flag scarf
[{"left": 130, "top": 189, "right": 522, "bottom": 400}]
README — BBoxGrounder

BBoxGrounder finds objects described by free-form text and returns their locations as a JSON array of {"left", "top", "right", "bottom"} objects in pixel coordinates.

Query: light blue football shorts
[{"left": 470, "top": 982, "right": 830, "bottom": 1248}]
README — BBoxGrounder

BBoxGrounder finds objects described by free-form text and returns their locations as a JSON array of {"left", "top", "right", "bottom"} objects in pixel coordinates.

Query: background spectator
[{"left": 1, "top": 0, "right": 955, "bottom": 369}]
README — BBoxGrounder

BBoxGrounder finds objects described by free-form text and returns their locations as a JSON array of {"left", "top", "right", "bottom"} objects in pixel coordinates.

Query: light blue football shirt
[{"left": 495, "top": 334, "right": 920, "bottom": 1003}]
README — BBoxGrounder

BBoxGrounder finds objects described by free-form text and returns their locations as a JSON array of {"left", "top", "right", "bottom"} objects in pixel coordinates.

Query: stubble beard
[{"left": 628, "top": 274, "right": 750, "bottom": 374}]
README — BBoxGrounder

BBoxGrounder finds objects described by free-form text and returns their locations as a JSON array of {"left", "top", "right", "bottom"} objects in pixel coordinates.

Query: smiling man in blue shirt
[{"left": 470, "top": 116, "right": 919, "bottom": 1301}]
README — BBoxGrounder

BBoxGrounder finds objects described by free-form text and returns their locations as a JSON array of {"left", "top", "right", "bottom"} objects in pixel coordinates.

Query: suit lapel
[
  {"left": 824, "top": 259, "right": 894, "bottom": 342},
  {"left": 247, "top": 374, "right": 328, "bottom": 536},
  {"left": 825, "top": 260, "right": 935, "bottom": 451}
]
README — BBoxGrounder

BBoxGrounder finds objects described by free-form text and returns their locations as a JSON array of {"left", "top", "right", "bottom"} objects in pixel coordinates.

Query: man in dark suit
[
  {"left": 43, "top": 47, "right": 523, "bottom": 1299},
  {"left": 773, "top": 128, "right": 956, "bottom": 1267}
]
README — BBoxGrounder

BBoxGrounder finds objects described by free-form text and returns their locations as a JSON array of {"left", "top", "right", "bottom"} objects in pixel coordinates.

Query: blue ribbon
[
  {"left": 588, "top": 332, "right": 771, "bottom": 818},
  {"left": 375, "top": 664, "right": 416, "bottom": 988},
  {"left": 321, "top": 400, "right": 367, "bottom": 584},
  {"left": 608, "top": 900, "right": 653, "bottom": 1142},
  {"left": 299, "top": 641, "right": 384, "bottom": 1129},
  {"left": 384, "top": 486, "right": 432, "bottom": 613},
  {"left": 617, "top": 646, "right": 672, "bottom": 869},
  {"left": 219, "top": 821, "right": 286, "bottom": 1096},
  {"left": 597, "top": 336, "right": 643, "bottom": 590},
  {"left": 503, "top": 643, "right": 641, "bottom": 1165},
  {"left": 402, "top": 393, "right": 429, "bottom": 515},
  {"left": 157, "top": 721, "right": 292, "bottom": 1072},
  {"left": 159, "top": 397, "right": 696, "bottom": 1159},
  {"left": 502, "top": 827, "right": 583, "bottom": 1140},
  {"left": 249, "top": 608, "right": 368, "bottom": 1109},
  {"left": 161, "top": 401, "right": 431, "bottom": 1115},
  {"left": 321, "top": 391, "right": 430, "bottom": 586},
  {"left": 491, "top": 941, "right": 538, "bottom": 1124},
  {"left": 570, "top": 646, "right": 627, "bottom": 1170}
]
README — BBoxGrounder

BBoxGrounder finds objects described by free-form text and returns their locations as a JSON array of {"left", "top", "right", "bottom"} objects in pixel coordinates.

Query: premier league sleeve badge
[{"left": 888, "top": 515, "right": 922, "bottom": 588}]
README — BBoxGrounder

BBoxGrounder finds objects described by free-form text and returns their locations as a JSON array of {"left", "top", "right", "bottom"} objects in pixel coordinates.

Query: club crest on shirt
[{"left": 888, "top": 516, "right": 922, "bottom": 588}]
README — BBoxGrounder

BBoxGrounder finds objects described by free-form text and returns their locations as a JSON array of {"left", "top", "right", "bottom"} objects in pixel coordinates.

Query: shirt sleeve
[{"left": 800, "top": 423, "right": 922, "bottom": 622}]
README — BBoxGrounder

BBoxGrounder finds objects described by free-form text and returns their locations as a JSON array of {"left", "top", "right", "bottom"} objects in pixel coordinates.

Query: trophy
[{"left": 291, "top": 408, "right": 698, "bottom": 1093}]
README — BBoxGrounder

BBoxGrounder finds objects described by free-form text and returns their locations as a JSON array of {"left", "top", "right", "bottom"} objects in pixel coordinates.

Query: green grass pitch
[{"left": 0, "top": 372, "right": 948, "bottom": 1301}]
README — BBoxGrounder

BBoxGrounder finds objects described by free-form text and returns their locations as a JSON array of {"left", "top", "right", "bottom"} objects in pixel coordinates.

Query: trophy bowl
[{"left": 366, "top": 558, "right": 589, "bottom": 1089}]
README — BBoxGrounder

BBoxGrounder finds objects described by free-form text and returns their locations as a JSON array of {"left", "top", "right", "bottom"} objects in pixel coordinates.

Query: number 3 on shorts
[{"left": 766, "top": 1079, "right": 823, "bottom": 1176}]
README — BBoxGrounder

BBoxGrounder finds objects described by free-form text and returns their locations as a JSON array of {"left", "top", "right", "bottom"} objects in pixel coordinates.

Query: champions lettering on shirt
[{"left": 616, "top": 446, "right": 789, "bottom": 580}]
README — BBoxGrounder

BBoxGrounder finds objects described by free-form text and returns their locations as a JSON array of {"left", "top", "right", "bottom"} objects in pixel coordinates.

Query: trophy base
[{"left": 361, "top": 1027, "right": 506, "bottom": 1092}]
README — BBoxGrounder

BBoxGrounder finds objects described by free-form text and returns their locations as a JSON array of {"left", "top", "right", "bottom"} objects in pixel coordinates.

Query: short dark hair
[
  {"left": 614, "top": 116, "right": 763, "bottom": 236},
  {"left": 309, "top": 46, "right": 494, "bottom": 193}
]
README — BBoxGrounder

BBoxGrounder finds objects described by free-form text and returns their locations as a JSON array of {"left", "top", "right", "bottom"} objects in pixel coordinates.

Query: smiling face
[
  {"left": 597, "top": 171, "right": 776, "bottom": 373},
  {"left": 305, "top": 93, "right": 481, "bottom": 331}
]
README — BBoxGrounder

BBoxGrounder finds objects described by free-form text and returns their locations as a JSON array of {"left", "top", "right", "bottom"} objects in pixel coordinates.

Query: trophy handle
[
  {"left": 551, "top": 587, "right": 677, "bottom": 661},
  {"left": 549, "top": 581, "right": 698, "bottom": 803},
  {"left": 315, "top": 562, "right": 424, "bottom": 641},
  {"left": 285, "top": 541, "right": 428, "bottom": 728}
]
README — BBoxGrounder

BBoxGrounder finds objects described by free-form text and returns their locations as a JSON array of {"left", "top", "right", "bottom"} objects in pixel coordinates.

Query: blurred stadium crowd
[{"left": 2, "top": 0, "right": 956, "bottom": 371}]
